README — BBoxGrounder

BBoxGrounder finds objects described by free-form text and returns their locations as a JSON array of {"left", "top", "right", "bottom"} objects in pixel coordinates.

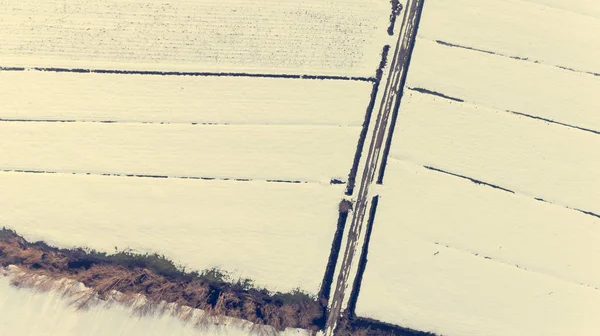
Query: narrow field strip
[
  {"left": 416, "top": 0, "right": 600, "bottom": 75},
  {"left": 407, "top": 88, "right": 600, "bottom": 135},
  {"left": 0, "top": 123, "right": 361, "bottom": 183},
  {"left": 407, "top": 38, "right": 600, "bottom": 132},
  {"left": 430, "top": 241, "right": 600, "bottom": 291},
  {"left": 0, "top": 71, "right": 373, "bottom": 126},
  {"left": 431, "top": 39, "right": 600, "bottom": 77}
]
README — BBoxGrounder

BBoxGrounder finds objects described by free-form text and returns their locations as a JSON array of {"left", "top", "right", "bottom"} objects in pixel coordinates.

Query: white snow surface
[
  {"left": 408, "top": 38, "right": 600, "bottom": 132},
  {"left": 0, "top": 272, "right": 310, "bottom": 336},
  {"left": 417, "top": 0, "right": 600, "bottom": 74},
  {"left": 356, "top": 160, "right": 600, "bottom": 336},
  {"left": 0, "top": 173, "right": 343, "bottom": 294},
  {"left": 0, "top": 72, "right": 373, "bottom": 125},
  {"left": 0, "top": 122, "right": 360, "bottom": 183},
  {"left": 389, "top": 91, "right": 600, "bottom": 216},
  {"left": 0, "top": 0, "right": 390, "bottom": 77}
]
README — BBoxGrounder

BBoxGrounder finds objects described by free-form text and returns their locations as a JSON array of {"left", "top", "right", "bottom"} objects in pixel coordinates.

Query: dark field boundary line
[
  {"left": 345, "top": 45, "right": 391, "bottom": 196},
  {"left": 0, "top": 169, "right": 314, "bottom": 185},
  {"left": 376, "top": 0, "right": 425, "bottom": 185},
  {"left": 434, "top": 40, "right": 600, "bottom": 77},
  {"left": 408, "top": 88, "right": 600, "bottom": 136},
  {"left": 507, "top": 110, "right": 600, "bottom": 135},
  {"left": 407, "top": 87, "right": 464, "bottom": 102},
  {"left": 0, "top": 66, "right": 376, "bottom": 82},
  {"left": 423, "top": 165, "right": 516, "bottom": 193},
  {"left": 346, "top": 195, "right": 379, "bottom": 318},
  {"left": 423, "top": 165, "right": 600, "bottom": 220},
  {"left": 316, "top": 201, "right": 351, "bottom": 329}
]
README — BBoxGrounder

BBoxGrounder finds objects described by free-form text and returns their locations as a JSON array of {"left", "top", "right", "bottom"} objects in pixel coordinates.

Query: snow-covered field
[
  {"left": 0, "top": 0, "right": 390, "bottom": 77},
  {"left": 0, "top": 172, "right": 343, "bottom": 293},
  {"left": 408, "top": 39, "right": 600, "bottom": 132},
  {"left": 355, "top": 0, "right": 600, "bottom": 335},
  {"left": 356, "top": 161, "right": 600, "bottom": 336},
  {"left": 0, "top": 72, "right": 372, "bottom": 125},
  {"left": 389, "top": 91, "right": 600, "bottom": 215},
  {"left": 0, "top": 122, "right": 361, "bottom": 183},
  {"left": 0, "top": 0, "right": 390, "bottom": 299},
  {"left": 0, "top": 273, "right": 310, "bottom": 336},
  {"left": 417, "top": 0, "right": 600, "bottom": 74}
]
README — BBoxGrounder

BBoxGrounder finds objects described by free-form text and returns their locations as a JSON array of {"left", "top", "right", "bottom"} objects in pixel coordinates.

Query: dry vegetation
[
  {"left": 0, "top": 228, "right": 321, "bottom": 334},
  {"left": 0, "top": 227, "right": 431, "bottom": 336}
]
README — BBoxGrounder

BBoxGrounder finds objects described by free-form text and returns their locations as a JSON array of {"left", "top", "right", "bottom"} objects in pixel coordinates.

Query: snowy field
[
  {"left": 356, "top": 0, "right": 600, "bottom": 335},
  {"left": 408, "top": 39, "right": 600, "bottom": 132},
  {"left": 0, "top": 0, "right": 390, "bottom": 77},
  {"left": 0, "top": 0, "right": 394, "bottom": 297},
  {"left": 417, "top": 0, "right": 600, "bottom": 74},
  {"left": 356, "top": 161, "right": 600, "bottom": 336},
  {"left": 0, "top": 72, "right": 372, "bottom": 125},
  {"left": 0, "top": 275, "right": 310, "bottom": 336},
  {"left": 0, "top": 172, "right": 343, "bottom": 294},
  {"left": 0, "top": 122, "right": 361, "bottom": 183}
]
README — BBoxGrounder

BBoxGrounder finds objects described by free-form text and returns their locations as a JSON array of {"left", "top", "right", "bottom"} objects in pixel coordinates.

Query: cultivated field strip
[
  {"left": 407, "top": 39, "right": 600, "bottom": 133},
  {"left": 389, "top": 92, "right": 600, "bottom": 217},
  {"left": 417, "top": 0, "right": 600, "bottom": 75},
  {"left": 0, "top": 123, "right": 360, "bottom": 183},
  {"left": 0, "top": 172, "right": 343, "bottom": 294},
  {"left": 0, "top": 0, "right": 389, "bottom": 77},
  {"left": 0, "top": 72, "right": 373, "bottom": 126}
]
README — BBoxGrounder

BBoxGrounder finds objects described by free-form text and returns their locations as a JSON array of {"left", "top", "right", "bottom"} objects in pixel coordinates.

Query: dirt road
[{"left": 324, "top": 1, "right": 425, "bottom": 334}]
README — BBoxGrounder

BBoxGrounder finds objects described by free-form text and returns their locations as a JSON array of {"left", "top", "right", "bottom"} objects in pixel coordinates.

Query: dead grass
[{"left": 0, "top": 227, "right": 322, "bottom": 333}]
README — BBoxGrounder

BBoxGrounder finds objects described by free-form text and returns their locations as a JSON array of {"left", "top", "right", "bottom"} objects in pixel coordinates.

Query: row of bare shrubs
[{"left": 0, "top": 228, "right": 322, "bottom": 333}]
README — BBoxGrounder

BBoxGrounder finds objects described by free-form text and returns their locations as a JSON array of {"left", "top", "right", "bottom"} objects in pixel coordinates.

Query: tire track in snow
[
  {"left": 432, "top": 39, "right": 600, "bottom": 77},
  {"left": 0, "top": 168, "right": 323, "bottom": 185},
  {"left": 324, "top": 1, "right": 425, "bottom": 334},
  {"left": 0, "top": 66, "right": 376, "bottom": 82}
]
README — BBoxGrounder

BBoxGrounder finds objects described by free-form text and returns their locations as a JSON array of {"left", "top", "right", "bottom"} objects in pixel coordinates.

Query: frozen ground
[
  {"left": 355, "top": 0, "right": 600, "bottom": 335},
  {"left": 408, "top": 39, "right": 600, "bottom": 132},
  {"left": 388, "top": 91, "right": 600, "bottom": 215},
  {"left": 356, "top": 161, "right": 600, "bottom": 336},
  {"left": 417, "top": 0, "right": 600, "bottom": 74},
  {"left": 0, "top": 0, "right": 390, "bottom": 77},
  {"left": 0, "top": 72, "right": 372, "bottom": 126},
  {"left": 0, "top": 122, "right": 361, "bottom": 183},
  {"left": 0, "top": 172, "right": 343, "bottom": 294},
  {"left": 0, "top": 275, "right": 310, "bottom": 336}
]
